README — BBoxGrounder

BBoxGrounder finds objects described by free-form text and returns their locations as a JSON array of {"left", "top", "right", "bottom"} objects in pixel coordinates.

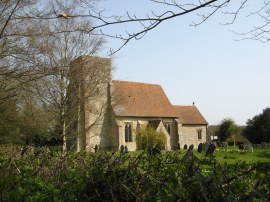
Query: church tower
[{"left": 69, "top": 56, "right": 118, "bottom": 151}]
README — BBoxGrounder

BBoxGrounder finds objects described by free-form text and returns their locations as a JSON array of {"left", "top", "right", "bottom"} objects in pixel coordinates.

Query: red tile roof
[
  {"left": 112, "top": 80, "right": 178, "bottom": 118},
  {"left": 174, "top": 105, "right": 208, "bottom": 125}
]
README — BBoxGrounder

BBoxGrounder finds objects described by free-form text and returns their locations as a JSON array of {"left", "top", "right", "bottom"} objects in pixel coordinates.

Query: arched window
[
  {"left": 197, "top": 129, "right": 202, "bottom": 140},
  {"left": 165, "top": 123, "right": 170, "bottom": 134},
  {"left": 125, "top": 123, "right": 132, "bottom": 142}
]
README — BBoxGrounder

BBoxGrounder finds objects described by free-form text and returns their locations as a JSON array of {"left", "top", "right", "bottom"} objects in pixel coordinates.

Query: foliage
[
  {"left": 243, "top": 108, "right": 270, "bottom": 143},
  {"left": 0, "top": 146, "right": 270, "bottom": 201},
  {"left": 135, "top": 126, "right": 166, "bottom": 151},
  {"left": 216, "top": 118, "right": 239, "bottom": 142},
  {"left": 0, "top": 96, "right": 20, "bottom": 144}
]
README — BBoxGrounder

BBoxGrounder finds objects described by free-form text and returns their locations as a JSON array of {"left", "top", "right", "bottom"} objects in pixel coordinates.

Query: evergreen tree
[{"left": 243, "top": 108, "right": 270, "bottom": 143}]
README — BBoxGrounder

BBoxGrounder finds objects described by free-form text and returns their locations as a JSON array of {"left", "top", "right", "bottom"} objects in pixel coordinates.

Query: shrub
[
  {"left": 0, "top": 146, "right": 270, "bottom": 201},
  {"left": 135, "top": 126, "right": 166, "bottom": 151}
]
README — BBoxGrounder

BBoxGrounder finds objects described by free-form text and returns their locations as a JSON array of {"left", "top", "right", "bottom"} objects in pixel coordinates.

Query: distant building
[{"left": 68, "top": 56, "right": 208, "bottom": 151}]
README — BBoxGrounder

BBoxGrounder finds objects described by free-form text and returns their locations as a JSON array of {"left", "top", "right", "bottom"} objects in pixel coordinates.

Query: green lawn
[
  {"left": 193, "top": 146, "right": 270, "bottom": 164},
  {"left": 1, "top": 145, "right": 270, "bottom": 164}
]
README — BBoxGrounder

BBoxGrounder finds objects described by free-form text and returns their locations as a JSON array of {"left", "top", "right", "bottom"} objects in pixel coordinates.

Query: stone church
[{"left": 68, "top": 56, "right": 208, "bottom": 151}]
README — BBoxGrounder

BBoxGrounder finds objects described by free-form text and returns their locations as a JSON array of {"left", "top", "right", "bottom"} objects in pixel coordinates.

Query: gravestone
[
  {"left": 205, "top": 144, "right": 216, "bottom": 156},
  {"left": 94, "top": 144, "right": 99, "bottom": 153},
  {"left": 124, "top": 146, "right": 128, "bottom": 153},
  {"left": 238, "top": 144, "right": 244, "bottom": 150},
  {"left": 184, "top": 144, "right": 187, "bottom": 149},
  {"left": 222, "top": 142, "right": 228, "bottom": 150},
  {"left": 197, "top": 143, "right": 203, "bottom": 153},
  {"left": 177, "top": 142, "right": 181, "bottom": 150},
  {"left": 204, "top": 142, "right": 210, "bottom": 152},
  {"left": 261, "top": 142, "right": 267, "bottom": 149},
  {"left": 248, "top": 146, "right": 253, "bottom": 153},
  {"left": 120, "top": 145, "right": 124, "bottom": 154},
  {"left": 188, "top": 144, "right": 194, "bottom": 151}
]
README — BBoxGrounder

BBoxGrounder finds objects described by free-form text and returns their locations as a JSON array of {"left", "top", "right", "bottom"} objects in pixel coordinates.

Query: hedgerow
[{"left": 0, "top": 146, "right": 269, "bottom": 201}]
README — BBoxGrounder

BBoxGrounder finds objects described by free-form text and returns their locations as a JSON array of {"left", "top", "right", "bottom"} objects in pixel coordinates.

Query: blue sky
[{"left": 99, "top": 1, "right": 270, "bottom": 125}]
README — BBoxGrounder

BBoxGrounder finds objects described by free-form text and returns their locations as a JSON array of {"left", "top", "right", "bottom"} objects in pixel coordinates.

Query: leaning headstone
[
  {"left": 197, "top": 143, "right": 203, "bottom": 153},
  {"left": 238, "top": 144, "right": 244, "bottom": 150},
  {"left": 222, "top": 142, "right": 228, "bottom": 150},
  {"left": 184, "top": 144, "right": 187, "bottom": 149},
  {"left": 261, "top": 142, "right": 267, "bottom": 149},
  {"left": 205, "top": 144, "right": 216, "bottom": 156}
]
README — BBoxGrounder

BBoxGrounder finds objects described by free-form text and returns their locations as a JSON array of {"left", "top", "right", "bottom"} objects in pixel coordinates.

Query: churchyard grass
[{"left": 193, "top": 146, "right": 270, "bottom": 164}]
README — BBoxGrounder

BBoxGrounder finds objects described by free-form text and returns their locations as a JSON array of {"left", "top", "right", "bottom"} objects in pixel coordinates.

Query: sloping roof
[
  {"left": 112, "top": 80, "right": 177, "bottom": 118},
  {"left": 174, "top": 105, "right": 208, "bottom": 125}
]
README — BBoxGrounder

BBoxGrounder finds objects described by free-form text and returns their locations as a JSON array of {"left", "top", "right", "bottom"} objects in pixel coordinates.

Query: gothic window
[
  {"left": 125, "top": 123, "right": 132, "bottom": 142},
  {"left": 165, "top": 123, "right": 171, "bottom": 134},
  {"left": 197, "top": 129, "right": 202, "bottom": 140}
]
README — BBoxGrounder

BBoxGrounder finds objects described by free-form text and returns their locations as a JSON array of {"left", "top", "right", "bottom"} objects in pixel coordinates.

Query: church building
[{"left": 68, "top": 56, "right": 208, "bottom": 151}]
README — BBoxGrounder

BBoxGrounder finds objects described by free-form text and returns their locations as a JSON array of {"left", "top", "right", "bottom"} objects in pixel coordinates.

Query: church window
[
  {"left": 165, "top": 123, "right": 171, "bottom": 134},
  {"left": 197, "top": 129, "right": 202, "bottom": 140},
  {"left": 125, "top": 123, "right": 132, "bottom": 142}
]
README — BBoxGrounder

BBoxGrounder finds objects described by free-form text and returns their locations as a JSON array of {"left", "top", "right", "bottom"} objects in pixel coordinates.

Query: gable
[
  {"left": 174, "top": 105, "right": 208, "bottom": 125},
  {"left": 147, "top": 120, "right": 162, "bottom": 130},
  {"left": 112, "top": 80, "right": 178, "bottom": 118}
]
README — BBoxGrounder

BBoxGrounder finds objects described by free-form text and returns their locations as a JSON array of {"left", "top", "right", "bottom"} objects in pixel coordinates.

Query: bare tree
[
  {"left": 3, "top": 0, "right": 269, "bottom": 57},
  {"left": 0, "top": 0, "right": 101, "bottom": 101},
  {"left": 29, "top": 18, "right": 104, "bottom": 152},
  {"left": 69, "top": 0, "right": 270, "bottom": 54}
]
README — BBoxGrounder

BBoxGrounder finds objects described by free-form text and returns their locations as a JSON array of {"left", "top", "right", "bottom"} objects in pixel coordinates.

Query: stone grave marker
[
  {"left": 188, "top": 144, "right": 194, "bottom": 151},
  {"left": 204, "top": 142, "right": 210, "bottom": 152},
  {"left": 222, "top": 142, "right": 228, "bottom": 150},
  {"left": 248, "top": 146, "right": 254, "bottom": 153},
  {"left": 261, "top": 142, "right": 267, "bottom": 149},
  {"left": 238, "top": 144, "right": 244, "bottom": 150},
  {"left": 124, "top": 146, "right": 128, "bottom": 153},
  {"left": 120, "top": 145, "right": 125, "bottom": 154},
  {"left": 177, "top": 142, "right": 181, "bottom": 150},
  {"left": 94, "top": 144, "right": 99, "bottom": 153},
  {"left": 205, "top": 144, "right": 216, "bottom": 156},
  {"left": 197, "top": 143, "right": 203, "bottom": 153}
]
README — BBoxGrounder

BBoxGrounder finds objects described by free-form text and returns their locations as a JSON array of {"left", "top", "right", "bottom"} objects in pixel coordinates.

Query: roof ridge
[
  {"left": 173, "top": 105, "right": 197, "bottom": 107},
  {"left": 113, "top": 80, "right": 160, "bottom": 86}
]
